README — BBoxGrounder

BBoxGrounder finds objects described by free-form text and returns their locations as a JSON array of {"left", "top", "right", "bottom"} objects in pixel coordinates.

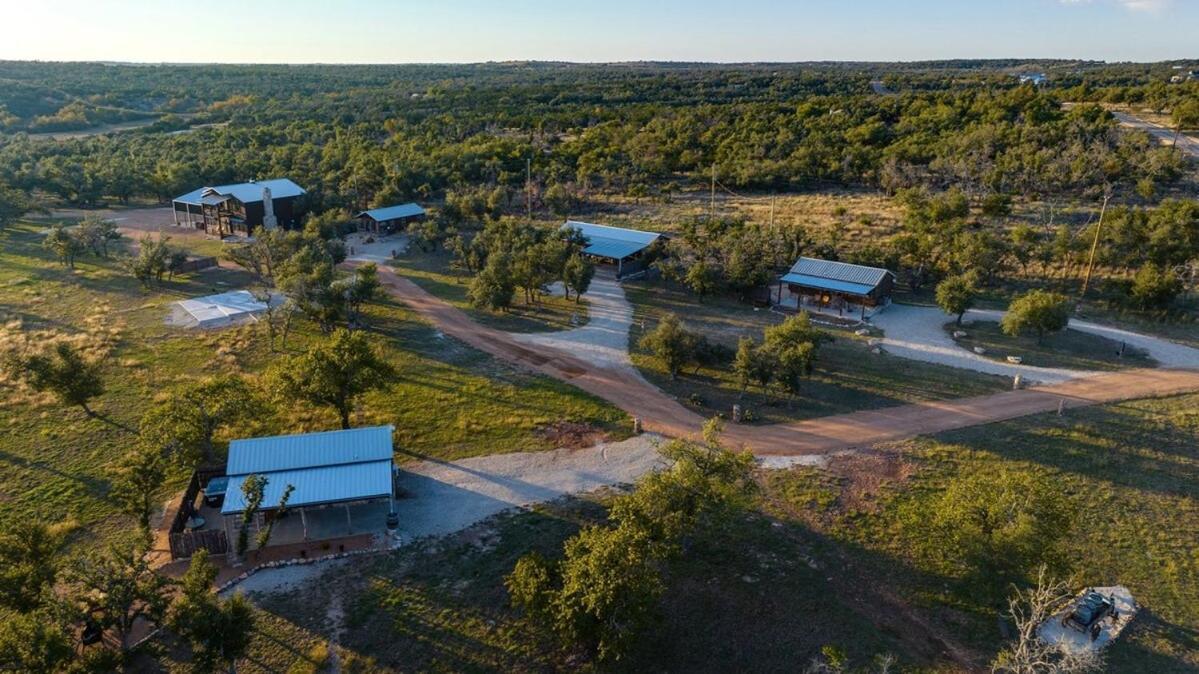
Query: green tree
[
  {"left": 1129, "top": 262, "right": 1181, "bottom": 309},
  {"left": 507, "top": 419, "right": 754, "bottom": 662},
  {"left": 167, "top": 550, "right": 256, "bottom": 674},
  {"left": 66, "top": 538, "right": 171, "bottom": 652},
  {"left": 276, "top": 246, "right": 343, "bottom": 333},
  {"left": 43, "top": 224, "right": 84, "bottom": 268},
  {"left": 1001, "top": 290, "right": 1071, "bottom": 344},
  {"left": 760, "top": 312, "right": 828, "bottom": 402},
  {"left": 561, "top": 253, "right": 594, "bottom": 303},
  {"left": 268, "top": 328, "right": 396, "bottom": 429},
  {"left": 139, "top": 375, "right": 265, "bottom": 468},
  {"left": 236, "top": 474, "right": 267, "bottom": 557},
  {"left": 468, "top": 251, "right": 515, "bottom": 311},
  {"left": 14, "top": 342, "right": 104, "bottom": 416},
  {"left": 0, "top": 611, "right": 74, "bottom": 674},
  {"left": 0, "top": 183, "right": 33, "bottom": 229},
  {"left": 76, "top": 215, "right": 122, "bottom": 258},
  {"left": 110, "top": 445, "right": 166, "bottom": 536},
  {"left": 684, "top": 259, "right": 720, "bottom": 301},
  {"left": 0, "top": 520, "right": 67, "bottom": 613},
  {"left": 638, "top": 313, "right": 695, "bottom": 380},
  {"left": 127, "top": 234, "right": 180, "bottom": 288},
  {"left": 935, "top": 274, "right": 978, "bottom": 325},
  {"left": 256, "top": 484, "right": 294, "bottom": 550},
  {"left": 922, "top": 470, "right": 1074, "bottom": 593},
  {"left": 334, "top": 262, "right": 381, "bottom": 328},
  {"left": 1170, "top": 98, "right": 1199, "bottom": 154}
]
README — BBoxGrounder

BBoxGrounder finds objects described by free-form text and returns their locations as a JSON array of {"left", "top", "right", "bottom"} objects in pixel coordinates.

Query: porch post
[
  {"left": 173, "top": 206, "right": 179, "bottom": 226},
  {"left": 300, "top": 507, "right": 309, "bottom": 541}
]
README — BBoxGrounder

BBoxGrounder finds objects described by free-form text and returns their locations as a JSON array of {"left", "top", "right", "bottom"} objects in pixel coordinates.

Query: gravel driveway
[
  {"left": 873, "top": 304, "right": 1199, "bottom": 384},
  {"left": 512, "top": 271, "right": 637, "bottom": 371}
]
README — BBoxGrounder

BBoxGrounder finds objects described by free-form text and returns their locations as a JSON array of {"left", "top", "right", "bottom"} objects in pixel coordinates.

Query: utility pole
[
  {"left": 1078, "top": 187, "right": 1112, "bottom": 305},
  {"left": 709, "top": 162, "right": 717, "bottom": 221},
  {"left": 769, "top": 194, "right": 776, "bottom": 228},
  {"left": 526, "top": 156, "right": 533, "bottom": 222}
]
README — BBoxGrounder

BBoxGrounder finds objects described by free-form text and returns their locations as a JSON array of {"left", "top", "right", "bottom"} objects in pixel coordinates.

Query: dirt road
[
  {"left": 1111, "top": 111, "right": 1199, "bottom": 159},
  {"left": 373, "top": 266, "right": 1199, "bottom": 455}
]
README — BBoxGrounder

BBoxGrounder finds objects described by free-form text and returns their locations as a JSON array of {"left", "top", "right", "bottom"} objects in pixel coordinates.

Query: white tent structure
[{"left": 173, "top": 290, "right": 268, "bottom": 328}]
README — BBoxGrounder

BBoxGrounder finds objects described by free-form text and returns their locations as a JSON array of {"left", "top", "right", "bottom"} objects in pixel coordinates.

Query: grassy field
[
  {"left": 247, "top": 393, "right": 1199, "bottom": 672},
  {"left": 765, "top": 392, "right": 1199, "bottom": 672},
  {"left": 0, "top": 221, "right": 627, "bottom": 551},
  {"left": 946, "top": 320, "right": 1158, "bottom": 371},
  {"left": 251, "top": 495, "right": 919, "bottom": 673},
  {"left": 624, "top": 281, "right": 1009, "bottom": 424},
  {"left": 390, "top": 248, "right": 590, "bottom": 333}
]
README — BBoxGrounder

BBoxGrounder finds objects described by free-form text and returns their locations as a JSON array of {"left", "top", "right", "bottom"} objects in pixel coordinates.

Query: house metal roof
[
  {"left": 779, "top": 273, "right": 878, "bottom": 297},
  {"left": 173, "top": 178, "right": 306, "bottom": 207},
  {"left": 788, "top": 257, "right": 892, "bottom": 286},
  {"left": 357, "top": 203, "right": 426, "bottom": 222},
  {"left": 220, "top": 460, "right": 393, "bottom": 514},
  {"left": 563, "top": 220, "right": 661, "bottom": 261},
  {"left": 226, "top": 425, "right": 394, "bottom": 475}
]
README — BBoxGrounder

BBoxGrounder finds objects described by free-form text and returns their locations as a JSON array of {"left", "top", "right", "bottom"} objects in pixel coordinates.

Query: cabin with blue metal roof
[
  {"left": 562, "top": 220, "right": 665, "bottom": 278},
  {"left": 172, "top": 178, "right": 307, "bottom": 237},
  {"left": 211, "top": 425, "right": 397, "bottom": 558},
  {"left": 356, "top": 203, "right": 426, "bottom": 234},
  {"left": 775, "top": 257, "right": 894, "bottom": 320}
]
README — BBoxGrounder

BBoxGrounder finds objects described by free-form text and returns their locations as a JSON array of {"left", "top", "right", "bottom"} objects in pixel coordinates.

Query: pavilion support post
[
  {"left": 173, "top": 207, "right": 179, "bottom": 226},
  {"left": 300, "top": 507, "right": 309, "bottom": 541},
  {"left": 345, "top": 504, "right": 353, "bottom": 534},
  {"left": 617, "top": 258, "right": 623, "bottom": 277}
]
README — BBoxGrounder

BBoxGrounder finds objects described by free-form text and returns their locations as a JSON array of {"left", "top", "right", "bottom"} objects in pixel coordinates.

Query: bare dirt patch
[
  {"left": 535, "top": 421, "right": 611, "bottom": 449},
  {"left": 826, "top": 448, "right": 916, "bottom": 514}
]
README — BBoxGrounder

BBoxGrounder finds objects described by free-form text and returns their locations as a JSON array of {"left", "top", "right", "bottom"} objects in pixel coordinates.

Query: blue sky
[{"left": 0, "top": 0, "right": 1193, "bottom": 63}]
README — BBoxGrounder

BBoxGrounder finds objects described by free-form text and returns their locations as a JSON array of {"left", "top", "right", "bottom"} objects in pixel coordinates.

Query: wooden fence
[{"left": 167, "top": 466, "right": 227, "bottom": 560}]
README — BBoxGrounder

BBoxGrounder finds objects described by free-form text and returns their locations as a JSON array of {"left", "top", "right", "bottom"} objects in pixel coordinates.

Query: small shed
[
  {"left": 356, "top": 203, "right": 426, "bottom": 234},
  {"left": 775, "top": 257, "right": 895, "bottom": 319},
  {"left": 219, "top": 425, "right": 396, "bottom": 554},
  {"left": 562, "top": 220, "right": 663, "bottom": 278}
]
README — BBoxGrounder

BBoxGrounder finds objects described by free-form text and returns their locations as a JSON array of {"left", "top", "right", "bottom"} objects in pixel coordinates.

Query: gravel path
[
  {"left": 873, "top": 305, "right": 1199, "bottom": 384},
  {"left": 512, "top": 271, "right": 636, "bottom": 371},
  {"left": 872, "top": 304, "right": 1085, "bottom": 383}
]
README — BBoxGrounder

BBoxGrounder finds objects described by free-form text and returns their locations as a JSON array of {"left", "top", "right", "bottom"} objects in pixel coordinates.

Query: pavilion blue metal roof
[
  {"left": 226, "top": 425, "right": 394, "bottom": 475},
  {"left": 220, "top": 460, "right": 393, "bottom": 514},
  {"left": 563, "top": 220, "right": 661, "bottom": 261},
  {"left": 357, "top": 203, "right": 426, "bottom": 222},
  {"left": 780, "top": 258, "right": 894, "bottom": 297},
  {"left": 221, "top": 425, "right": 395, "bottom": 514},
  {"left": 173, "top": 178, "right": 306, "bottom": 207}
]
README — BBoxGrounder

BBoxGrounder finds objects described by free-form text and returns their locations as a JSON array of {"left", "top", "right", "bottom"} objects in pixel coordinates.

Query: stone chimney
[{"left": 262, "top": 186, "right": 278, "bottom": 230}]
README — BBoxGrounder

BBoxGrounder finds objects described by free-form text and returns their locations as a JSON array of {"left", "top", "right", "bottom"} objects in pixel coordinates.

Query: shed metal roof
[
  {"left": 220, "top": 460, "right": 393, "bottom": 514},
  {"left": 357, "top": 203, "right": 426, "bottom": 222},
  {"left": 563, "top": 220, "right": 660, "bottom": 260},
  {"left": 226, "top": 425, "right": 394, "bottom": 475},
  {"left": 787, "top": 257, "right": 892, "bottom": 287},
  {"left": 173, "top": 178, "right": 306, "bottom": 207}
]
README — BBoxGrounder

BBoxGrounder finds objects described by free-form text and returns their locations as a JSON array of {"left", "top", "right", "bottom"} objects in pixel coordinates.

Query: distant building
[
  {"left": 774, "top": 257, "right": 895, "bottom": 320},
  {"left": 1018, "top": 72, "right": 1048, "bottom": 86},
  {"left": 218, "top": 425, "right": 397, "bottom": 556},
  {"left": 172, "top": 178, "right": 307, "bottom": 237},
  {"left": 562, "top": 220, "right": 665, "bottom": 278},
  {"left": 356, "top": 203, "right": 426, "bottom": 234}
]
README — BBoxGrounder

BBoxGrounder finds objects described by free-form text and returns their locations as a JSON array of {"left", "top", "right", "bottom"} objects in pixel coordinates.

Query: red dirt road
[{"left": 375, "top": 267, "right": 1199, "bottom": 455}]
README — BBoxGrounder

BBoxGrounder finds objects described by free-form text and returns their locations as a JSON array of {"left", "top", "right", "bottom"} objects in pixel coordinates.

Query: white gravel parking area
[
  {"left": 394, "top": 433, "right": 665, "bottom": 541},
  {"left": 872, "top": 304, "right": 1199, "bottom": 384}
]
